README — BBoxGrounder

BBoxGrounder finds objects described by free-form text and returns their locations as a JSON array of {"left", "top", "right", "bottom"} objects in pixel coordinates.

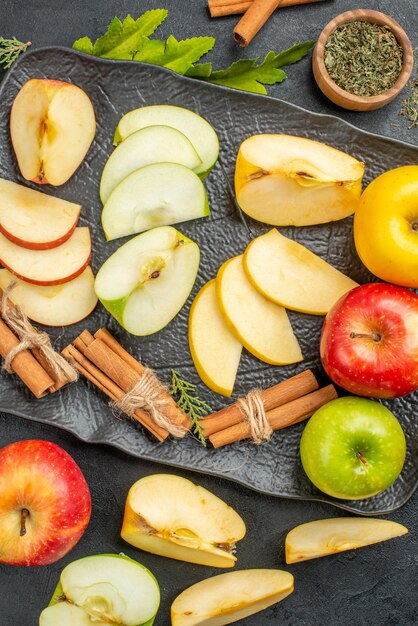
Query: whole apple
[
  {"left": 320, "top": 283, "right": 418, "bottom": 398},
  {"left": 0, "top": 440, "right": 91, "bottom": 566},
  {"left": 300, "top": 397, "right": 406, "bottom": 500}
]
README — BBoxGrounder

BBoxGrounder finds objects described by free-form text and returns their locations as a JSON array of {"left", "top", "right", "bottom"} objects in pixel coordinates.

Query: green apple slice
[
  {"left": 95, "top": 226, "right": 199, "bottom": 335},
  {"left": 114, "top": 105, "right": 219, "bottom": 177},
  {"left": 100, "top": 125, "right": 202, "bottom": 204},
  {"left": 39, "top": 554, "right": 159, "bottom": 626},
  {"left": 102, "top": 163, "right": 209, "bottom": 241}
]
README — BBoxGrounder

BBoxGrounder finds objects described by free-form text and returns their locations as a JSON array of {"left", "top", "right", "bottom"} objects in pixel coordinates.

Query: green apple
[
  {"left": 39, "top": 553, "right": 160, "bottom": 626},
  {"left": 113, "top": 104, "right": 219, "bottom": 177},
  {"left": 95, "top": 226, "right": 199, "bottom": 335},
  {"left": 300, "top": 397, "right": 406, "bottom": 499},
  {"left": 100, "top": 125, "right": 202, "bottom": 204},
  {"left": 102, "top": 163, "right": 209, "bottom": 241}
]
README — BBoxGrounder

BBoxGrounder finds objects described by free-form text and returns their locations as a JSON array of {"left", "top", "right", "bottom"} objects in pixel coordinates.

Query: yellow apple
[
  {"left": 354, "top": 165, "right": 418, "bottom": 288},
  {"left": 285, "top": 518, "right": 408, "bottom": 564},
  {"left": 244, "top": 229, "right": 358, "bottom": 315},
  {"left": 216, "top": 255, "right": 302, "bottom": 365},
  {"left": 121, "top": 474, "right": 246, "bottom": 568},
  {"left": 235, "top": 134, "right": 364, "bottom": 226}
]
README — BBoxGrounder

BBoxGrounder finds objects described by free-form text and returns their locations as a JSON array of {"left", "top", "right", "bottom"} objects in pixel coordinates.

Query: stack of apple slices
[
  {"left": 100, "top": 105, "right": 219, "bottom": 241},
  {"left": 189, "top": 229, "right": 358, "bottom": 396},
  {"left": 0, "top": 180, "right": 97, "bottom": 326}
]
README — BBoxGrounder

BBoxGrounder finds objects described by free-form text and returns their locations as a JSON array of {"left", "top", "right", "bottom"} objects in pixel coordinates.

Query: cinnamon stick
[
  {"left": 0, "top": 318, "right": 54, "bottom": 398},
  {"left": 209, "top": 384, "right": 337, "bottom": 448},
  {"left": 209, "top": 0, "right": 322, "bottom": 18},
  {"left": 233, "top": 0, "right": 282, "bottom": 46},
  {"left": 202, "top": 369, "right": 318, "bottom": 437}
]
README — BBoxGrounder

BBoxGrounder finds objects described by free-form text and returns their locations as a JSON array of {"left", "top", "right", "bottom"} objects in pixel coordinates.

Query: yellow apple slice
[
  {"left": 0, "top": 179, "right": 80, "bottom": 249},
  {"left": 216, "top": 255, "right": 302, "bottom": 365},
  {"left": 235, "top": 134, "right": 364, "bottom": 226},
  {"left": 0, "top": 267, "right": 97, "bottom": 326},
  {"left": 171, "top": 569, "right": 294, "bottom": 626},
  {"left": 285, "top": 518, "right": 408, "bottom": 564},
  {"left": 10, "top": 79, "right": 95, "bottom": 186},
  {"left": 121, "top": 475, "right": 246, "bottom": 568},
  {"left": 189, "top": 280, "right": 242, "bottom": 396},
  {"left": 244, "top": 230, "right": 358, "bottom": 315}
]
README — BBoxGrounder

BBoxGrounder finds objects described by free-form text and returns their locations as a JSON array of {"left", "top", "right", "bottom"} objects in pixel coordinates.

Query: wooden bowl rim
[{"left": 314, "top": 9, "right": 414, "bottom": 105}]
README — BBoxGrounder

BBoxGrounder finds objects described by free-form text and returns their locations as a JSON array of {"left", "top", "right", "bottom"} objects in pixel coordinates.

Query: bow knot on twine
[{"left": 237, "top": 389, "right": 272, "bottom": 444}]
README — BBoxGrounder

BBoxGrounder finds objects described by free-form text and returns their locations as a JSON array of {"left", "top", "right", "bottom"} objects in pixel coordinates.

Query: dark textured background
[{"left": 0, "top": 1, "right": 417, "bottom": 625}]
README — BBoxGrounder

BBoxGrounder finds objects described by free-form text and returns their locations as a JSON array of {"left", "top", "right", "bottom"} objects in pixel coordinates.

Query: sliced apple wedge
[
  {"left": 235, "top": 134, "right": 364, "bottom": 226},
  {"left": 216, "top": 255, "right": 302, "bottom": 365},
  {"left": 189, "top": 280, "right": 242, "bottom": 396},
  {"left": 39, "top": 554, "right": 160, "bottom": 626},
  {"left": 0, "top": 227, "right": 91, "bottom": 286},
  {"left": 114, "top": 105, "right": 219, "bottom": 177},
  {"left": 0, "top": 179, "right": 80, "bottom": 249},
  {"left": 10, "top": 78, "right": 95, "bottom": 186},
  {"left": 121, "top": 475, "right": 246, "bottom": 568},
  {"left": 100, "top": 125, "right": 202, "bottom": 204},
  {"left": 95, "top": 226, "right": 199, "bottom": 335},
  {"left": 244, "top": 230, "right": 358, "bottom": 315},
  {"left": 102, "top": 163, "right": 209, "bottom": 241},
  {"left": 0, "top": 267, "right": 97, "bottom": 326},
  {"left": 285, "top": 518, "right": 408, "bottom": 564},
  {"left": 171, "top": 569, "right": 294, "bottom": 626}
]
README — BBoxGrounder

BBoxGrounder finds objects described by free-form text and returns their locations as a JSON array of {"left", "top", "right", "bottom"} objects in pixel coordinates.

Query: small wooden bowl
[{"left": 312, "top": 9, "right": 414, "bottom": 111}]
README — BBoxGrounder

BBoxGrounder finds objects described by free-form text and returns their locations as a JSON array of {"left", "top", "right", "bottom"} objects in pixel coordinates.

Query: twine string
[
  {"left": 0, "top": 282, "right": 78, "bottom": 382},
  {"left": 112, "top": 368, "right": 188, "bottom": 438},
  {"left": 237, "top": 389, "right": 272, "bottom": 444}
]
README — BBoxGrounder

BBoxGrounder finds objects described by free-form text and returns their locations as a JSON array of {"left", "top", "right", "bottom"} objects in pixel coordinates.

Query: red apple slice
[
  {"left": 0, "top": 179, "right": 80, "bottom": 249},
  {"left": 10, "top": 79, "right": 96, "bottom": 186},
  {"left": 0, "top": 267, "right": 97, "bottom": 326},
  {"left": 0, "top": 227, "right": 91, "bottom": 286}
]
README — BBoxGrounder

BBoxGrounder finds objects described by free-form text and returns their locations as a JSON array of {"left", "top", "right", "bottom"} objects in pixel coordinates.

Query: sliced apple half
[
  {"left": 0, "top": 227, "right": 91, "bottom": 286},
  {"left": 121, "top": 474, "right": 246, "bottom": 568},
  {"left": 0, "top": 179, "right": 80, "bottom": 250},
  {"left": 285, "top": 518, "right": 408, "bottom": 564},
  {"left": 10, "top": 78, "right": 96, "bottom": 186},
  {"left": 95, "top": 226, "right": 199, "bottom": 335},
  {"left": 216, "top": 255, "right": 302, "bottom": 365},
  {"left": 114, "top": 105, "right": 219, "bottom": 177},
  {"left": 102, "top": 163, "right": 209, "bottom": 241},
  {"left": 235, "top": 134, "right": 364, "bottom": 226},
  {"left": 39, "top": 553, "right": 160, "bottom": 626},
  {"left": 189, "top": 280, "right": 242, "bottom": 396},
  {"left": 244, "top": 230, "right": 358, "bottom": 315},
  {"left": 0, "top": 267, "right": 97, "bottom": 326},
  {"left": 100, "top": 125, "right": 202, "bottom": 204},
  {"left": 171, "top": 569, "right": 294, "bottom": 626}
]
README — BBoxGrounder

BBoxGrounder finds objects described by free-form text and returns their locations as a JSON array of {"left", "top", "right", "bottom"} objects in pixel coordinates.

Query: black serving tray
[{"left": 0, "top": 46, "right": 416, "bottom": 515}]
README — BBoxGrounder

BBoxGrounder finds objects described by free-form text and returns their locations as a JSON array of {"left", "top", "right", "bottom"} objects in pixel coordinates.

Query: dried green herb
[
  {"left": 170, "top": 370, "right": 210, "bottom": 446},
  {"left": 0, "top": 37, "right": 31, "bottom": 70},
  {"left": 324, "top": 21, "right": 403, "bottom": 97},
  {"left": 400, "top": 72, "right": 418, "bottom": 128}
]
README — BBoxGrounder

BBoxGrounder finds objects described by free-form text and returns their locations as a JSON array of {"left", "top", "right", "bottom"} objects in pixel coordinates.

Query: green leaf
[
  {"left": 185, "top": 62, "right": 213, "bottom": 78},
  {"left": 135, "top": 35, "right": 215, "bottom": 75},
  {"left": 72, "top": 36, "right": 93, "bottom": 55},
  {"left": 272, "top": 40, "right": 316, "bottom": 68}
]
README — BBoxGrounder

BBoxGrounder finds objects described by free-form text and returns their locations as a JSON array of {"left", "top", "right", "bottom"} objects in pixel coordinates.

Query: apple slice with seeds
[{"left": 285, "top": 518, "right": 408, "bottom": 564}]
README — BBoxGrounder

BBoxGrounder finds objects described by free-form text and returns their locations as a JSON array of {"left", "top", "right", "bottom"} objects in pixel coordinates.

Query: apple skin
[
  {"left": 300, "top": 397, "right": 406, "bottom": 500},
  {"left": 0, "top": 440, "right": 91, "bottom": 566},
  {"left": 320, "top": 283, "right": 418, "bottom": 398},
  {"left": 0, "top": 219, "right": 77, "bottom": 250}
]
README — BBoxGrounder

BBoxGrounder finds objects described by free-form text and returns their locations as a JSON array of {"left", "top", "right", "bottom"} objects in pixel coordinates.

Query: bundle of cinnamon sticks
[
  {"left": 62, "top": 328, "right": 191, "bottom": 442},
  {"left": 202, "top": 370, "right": 337, "bottom": 447}
]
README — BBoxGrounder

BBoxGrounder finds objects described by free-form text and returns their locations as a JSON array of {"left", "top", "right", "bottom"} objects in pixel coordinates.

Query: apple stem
[
  {"left": 412, "top": 221, "right": 418, "bottom": 232},
  {"left": 350, "top": 331, "right": 382, "bottom": 343},
  {"left": 356, "top": 451, "right": 368, "bottom": 466},
  {"left": 20, "top": 508, "right": 29, "bottom": 536}
]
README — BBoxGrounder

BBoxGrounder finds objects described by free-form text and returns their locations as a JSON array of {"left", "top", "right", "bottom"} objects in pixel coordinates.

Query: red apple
[
  {"left": 0, "top": 440, "right": 91, "bottom": 566},
  {"left": 320, "top": 283, "right": 418, "bottom": 398}
]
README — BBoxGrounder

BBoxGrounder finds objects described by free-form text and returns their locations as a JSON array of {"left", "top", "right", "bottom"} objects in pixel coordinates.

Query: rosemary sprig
[
  {"left": 0, "top": 37, "right": 31, "bottom": 70},
  {"left": 170, "top": 370, "right": 210, "bottom": 446}
]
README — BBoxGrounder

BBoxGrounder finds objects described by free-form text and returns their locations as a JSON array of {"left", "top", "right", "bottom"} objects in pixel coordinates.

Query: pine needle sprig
[
  {"left": 170, "top": 370, "right": 210, "bottom": 446},
  {"left": 0, "top": 37, "right": 31, "bottom": 70}
]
